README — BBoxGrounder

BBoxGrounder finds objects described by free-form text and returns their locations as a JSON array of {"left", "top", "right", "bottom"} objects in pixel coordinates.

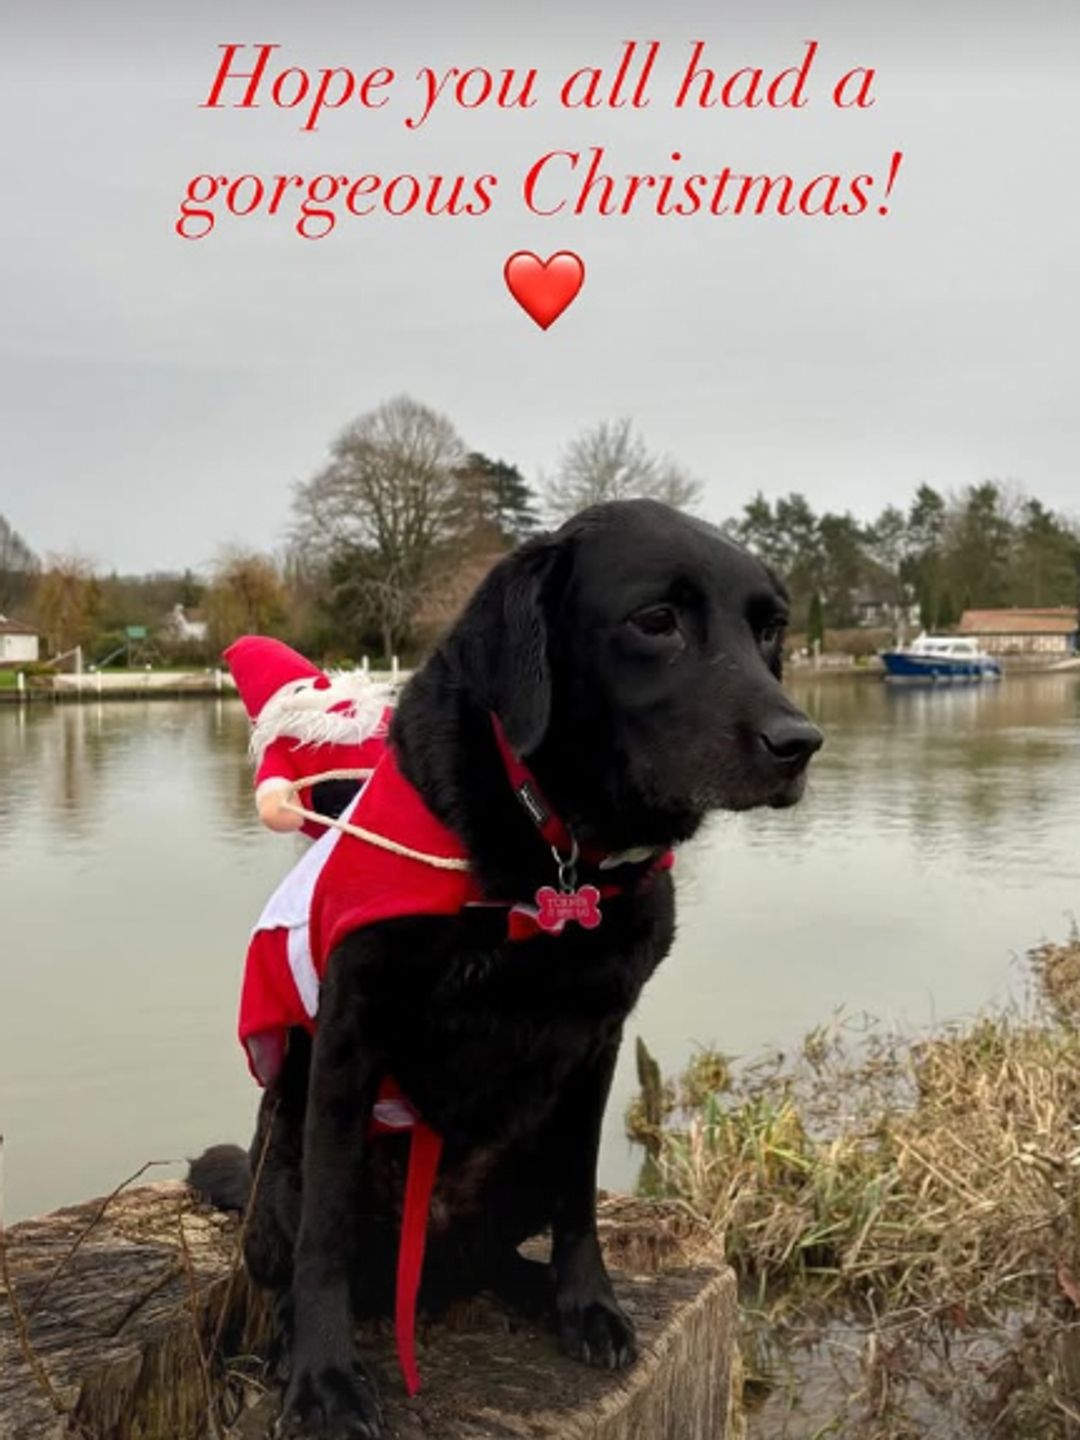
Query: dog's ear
[{"left": 455, "top": 537, "right": 561, "bottom": 756}]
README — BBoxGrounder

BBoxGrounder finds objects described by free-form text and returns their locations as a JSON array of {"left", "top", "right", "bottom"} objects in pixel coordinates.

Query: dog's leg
[
  {"left": 245, "top": 1031, "right": 310, "bottom": 1288},
  {"left": 277, "top": 951, "right": 385, "bottom": 1440},
  {"left": 550, "top": 1030, "right": 637, "bottom": 1370},
  {"left": 240, "top": 1031, "right": 312, "bottom": 1384}
]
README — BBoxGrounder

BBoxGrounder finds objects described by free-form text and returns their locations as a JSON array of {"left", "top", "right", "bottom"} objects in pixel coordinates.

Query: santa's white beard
[{"left": 249, "top": 672, "right": 392, "bottom": 766}]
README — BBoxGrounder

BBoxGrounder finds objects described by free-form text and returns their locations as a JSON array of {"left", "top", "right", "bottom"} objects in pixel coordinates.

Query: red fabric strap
[
  {"left": 489, "top": 712, "right": 575, "bottom": 852},
  {"left": 367, "top": 1076, "right": 442, "bottom": 1396},
  {"left": 395, "top": 1120, "right": 443, "bottom": 1397},
  {"left": 489, "top": 714, "right": 675, "bottom": 877}
]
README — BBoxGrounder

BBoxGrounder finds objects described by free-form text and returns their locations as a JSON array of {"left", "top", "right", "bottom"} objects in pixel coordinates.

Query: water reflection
[
  {"left": 781, "top": 675, "right": 1080, "bottom": 872},
  {"left": 1, "top": 678, "right": 1078, "bottom": 1220},
  {"left": 0, "top": 698, "right": 261, "bottom": 850},
  {"left": 3, "top": 678, "right": 1076, "bottom": 854}
]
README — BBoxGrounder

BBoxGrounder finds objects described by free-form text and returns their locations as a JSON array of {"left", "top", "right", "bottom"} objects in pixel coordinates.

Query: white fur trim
[
  {"left": 287, "top": 924, "right": 320, "bottom": 1019},
  {"left": 250, "top": 672, "right": 391, "bottom": 768},
  {"left": 249, "top": 792, "right": 367, "bottom": 1023},
  {"left": 253, "top": 804, "right": 352, "bottom": 933},
  {"left": 255, "top": 776, "right": 293, "bottom": 799}
]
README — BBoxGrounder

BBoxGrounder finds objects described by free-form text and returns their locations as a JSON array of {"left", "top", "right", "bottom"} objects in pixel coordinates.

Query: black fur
[
  {"left": 189, "top": 500, "right": 822, "bottom": 1438},
  {"left": 186, "top": 1143, "right": 251, "bottom": 1213}
]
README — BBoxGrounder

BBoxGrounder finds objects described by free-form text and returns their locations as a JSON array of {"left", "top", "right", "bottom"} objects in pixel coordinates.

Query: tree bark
[{"left": 1, "top": 1184, "right": 740, "bottom": 1440}]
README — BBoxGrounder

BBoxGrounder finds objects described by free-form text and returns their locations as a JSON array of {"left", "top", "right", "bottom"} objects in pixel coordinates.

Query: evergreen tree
[
  {"left": 944, "top": 482, "right": 1014, "bottom": 608},
  {"left": 907, "top": 486, "right": 947, "bottom": 630},
  {"left": 727, "top": 492, "right": 825, "bottom": 622},
  {"left": 818, "top": 513, "right": 866, "bottom": 628},
  {"left": 0, "top": 514, "right": 39, "bottom": 613},
  {"left": 1012, "top": 499, "right": 1080, "bottom": 607},
  {"left": 447, "top": 453, "right": 540, "bottom": 549}
]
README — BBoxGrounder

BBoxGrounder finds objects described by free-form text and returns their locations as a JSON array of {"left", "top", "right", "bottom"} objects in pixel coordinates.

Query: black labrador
[{"left": 191, "top": 499, "right": 822, "bottom": 1438}]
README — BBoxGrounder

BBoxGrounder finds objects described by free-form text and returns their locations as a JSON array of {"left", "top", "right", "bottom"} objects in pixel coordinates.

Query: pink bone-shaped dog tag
[{"left": 534, "top": 885, "right": 602, "bottom": 933}]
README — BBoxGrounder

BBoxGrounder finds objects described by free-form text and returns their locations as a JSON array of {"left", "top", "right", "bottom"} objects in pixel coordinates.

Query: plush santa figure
[{"left": 224, "top": 636, "right": 393, "bottom": 839}]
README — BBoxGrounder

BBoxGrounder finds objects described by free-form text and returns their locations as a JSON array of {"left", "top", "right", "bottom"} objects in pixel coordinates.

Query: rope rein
[{"left": 280, "top": 769, "right": 472, "bottom": 872}]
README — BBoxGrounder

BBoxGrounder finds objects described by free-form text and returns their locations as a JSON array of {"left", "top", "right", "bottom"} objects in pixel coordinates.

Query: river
[{"left": 1, "top": 672, "right": 1078, "bottom": 1221}]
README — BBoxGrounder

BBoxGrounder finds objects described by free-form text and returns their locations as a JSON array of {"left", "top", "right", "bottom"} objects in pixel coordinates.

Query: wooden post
[{"left": 1, "top": 1184, "right": 739, "bottom": 1440}]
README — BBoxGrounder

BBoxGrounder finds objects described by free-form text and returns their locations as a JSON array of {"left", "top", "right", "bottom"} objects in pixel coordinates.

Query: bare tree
[
  {"left": 294, "top": 396, "right": 465, "bottom": 567},
  {"left": 204, "top": 549, "right": 287, "bottom": 650},
  {"left": 0, "top": 514, "right": 39, "bottom": 613},
  {"left": 544, "top": 418, "right": 702, "bottom": 522},
  {"left": 34, "top": 554, "right": 102, "bottom": 655},
  {"left": 291, "top": 395, "right": 467, "bottom": 657},
  {"left": 329, "top": 558, "right": 418, "bottom": 665}
]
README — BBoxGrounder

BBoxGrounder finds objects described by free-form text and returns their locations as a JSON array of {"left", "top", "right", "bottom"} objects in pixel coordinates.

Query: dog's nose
[{"left": 758, "top": 714, "right": 824, "bottom": 769}]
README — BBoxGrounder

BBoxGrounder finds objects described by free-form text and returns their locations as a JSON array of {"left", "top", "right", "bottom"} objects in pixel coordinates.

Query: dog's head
[{"left": 451, "top": 498, "right": 822, "bottom": 849}]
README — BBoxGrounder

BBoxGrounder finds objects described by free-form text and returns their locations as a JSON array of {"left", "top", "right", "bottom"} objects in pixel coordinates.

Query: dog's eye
[
  {"left": 754, "top": 612, "right": 787, "bottom": 648},
  {"left": 629, "top": 605, "right": 679, "bottom": 638}
]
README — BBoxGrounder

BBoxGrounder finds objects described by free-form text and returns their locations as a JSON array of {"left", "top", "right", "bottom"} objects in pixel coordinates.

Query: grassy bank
[{"left": 630, "top": 932, "right": 1080, "bottom": 1438}]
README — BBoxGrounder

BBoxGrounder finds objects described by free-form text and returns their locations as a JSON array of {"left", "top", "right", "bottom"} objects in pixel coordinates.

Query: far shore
[
  {"left": 1, "top": 654, "right": 1077, "bottom": 704},
  {"left": 0, "top": 668, "right": 405, "bottom": 704}
]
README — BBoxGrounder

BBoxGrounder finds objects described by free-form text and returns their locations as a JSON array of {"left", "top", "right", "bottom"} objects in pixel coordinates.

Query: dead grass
[{"left": 630, "top": 932, "right": 1080, "bottom": 1437}]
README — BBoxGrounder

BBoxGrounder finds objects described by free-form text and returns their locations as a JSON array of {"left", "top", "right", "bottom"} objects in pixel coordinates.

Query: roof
[
  {"left": 958, "top": 607, "right": 1079, "bottom": 636},
  {"left": 0, "top": 614, "right": 39, "bottom": 636}
]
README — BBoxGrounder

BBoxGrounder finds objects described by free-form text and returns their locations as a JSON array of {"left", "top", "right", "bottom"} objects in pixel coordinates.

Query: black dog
[{"left": 191, "top": 499, "right": 822, "bottom": 1438}]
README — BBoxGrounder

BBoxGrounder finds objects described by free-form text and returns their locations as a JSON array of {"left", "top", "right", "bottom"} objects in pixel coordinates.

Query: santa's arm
[
  {"left": 255, "top": 779, "right": 303, "bottom": 832},
  {"left": 254, "top": 739, "right": 305, "bottom": 832}
]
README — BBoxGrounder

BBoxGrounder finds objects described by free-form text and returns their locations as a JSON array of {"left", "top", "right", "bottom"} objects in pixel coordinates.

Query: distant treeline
[
  {"left": 2, "top": 394, "right": 1076, "bottom": 665},
  {"left": 725, "top": 482, "right": 1080, "bottom": 639}
]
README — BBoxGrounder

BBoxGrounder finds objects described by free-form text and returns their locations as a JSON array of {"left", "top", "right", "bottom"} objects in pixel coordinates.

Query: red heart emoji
[{"left": 504, "top": 251, "right": 585, "bottom": 330}]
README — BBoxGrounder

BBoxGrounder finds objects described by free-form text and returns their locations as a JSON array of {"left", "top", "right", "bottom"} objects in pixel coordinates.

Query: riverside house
[
  {"left": 0, "top": 615, "right": 40, "bottom": 665},
  {"left": 957, "top": 607, "right": 1079, "bottom": 657}
]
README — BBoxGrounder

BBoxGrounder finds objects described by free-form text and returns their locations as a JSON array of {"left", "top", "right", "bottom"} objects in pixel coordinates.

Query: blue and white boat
[{"left": 880, "top": 634, "right": 1002, "bottom": 681}]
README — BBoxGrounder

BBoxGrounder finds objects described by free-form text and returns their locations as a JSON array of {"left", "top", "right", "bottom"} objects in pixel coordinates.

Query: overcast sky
[{"left": 2, "top": 0, "right": 1077, "bottom": 575}]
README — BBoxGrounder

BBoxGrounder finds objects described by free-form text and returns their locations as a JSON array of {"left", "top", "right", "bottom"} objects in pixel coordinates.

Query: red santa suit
[
  {"left": 239, "top": 745, "right": 481, "bottom": 1085},
  {"left": 240, "top": 742, "right": 484, "bottom": 1398},
  {"left": 238, "top": 738, "right": 673, "bottom": 1085}
]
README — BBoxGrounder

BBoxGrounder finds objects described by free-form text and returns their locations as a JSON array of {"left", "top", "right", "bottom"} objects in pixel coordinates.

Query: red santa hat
[{"left": 223, "top": 636, "right": 329, "bottom": 720}]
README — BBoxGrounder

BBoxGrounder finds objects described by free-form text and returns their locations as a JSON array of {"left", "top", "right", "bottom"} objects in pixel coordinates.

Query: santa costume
[{"left": 224, "top": 635, "right": 392, "bottom": 838}]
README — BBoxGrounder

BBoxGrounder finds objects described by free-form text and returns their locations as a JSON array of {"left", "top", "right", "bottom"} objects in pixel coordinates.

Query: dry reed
[{"left": 630, "top": 932, "right": 1080, "bottom": 1437}]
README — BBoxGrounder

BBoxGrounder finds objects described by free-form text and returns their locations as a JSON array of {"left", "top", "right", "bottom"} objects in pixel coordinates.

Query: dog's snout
[{"left": 758, "top": 714, "right": 824, "bottom": 769}]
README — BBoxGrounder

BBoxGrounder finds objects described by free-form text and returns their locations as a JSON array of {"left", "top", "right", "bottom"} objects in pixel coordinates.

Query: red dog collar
[{"left": 490, "top": 713, "right": 670, "bottom": 935}]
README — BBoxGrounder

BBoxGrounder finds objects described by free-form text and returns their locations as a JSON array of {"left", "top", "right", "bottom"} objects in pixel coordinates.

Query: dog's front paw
[
  {"left": 556, "top": 1289, "right": 637, "bottom": 1370},
  {"left": 275, "top": 1359, "right": 384, "bottom": 1440}
]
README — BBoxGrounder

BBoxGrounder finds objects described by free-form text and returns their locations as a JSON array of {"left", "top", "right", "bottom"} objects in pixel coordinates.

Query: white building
[
  {"left": 0, "top": 615, "right": 40, "bottom": 664},
  {"left": 167, "top": 604, "right": 209, "bottom": 644}
]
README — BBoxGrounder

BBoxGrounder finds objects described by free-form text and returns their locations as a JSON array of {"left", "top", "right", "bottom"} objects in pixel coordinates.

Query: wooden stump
[{"left": 1, "top": 1183, "right": 739, "bottom": 1440}]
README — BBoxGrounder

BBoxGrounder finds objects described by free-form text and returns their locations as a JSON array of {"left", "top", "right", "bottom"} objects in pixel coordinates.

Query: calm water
[{"left": 2, "top": 675, "right": 1079, "bottom": 1221}]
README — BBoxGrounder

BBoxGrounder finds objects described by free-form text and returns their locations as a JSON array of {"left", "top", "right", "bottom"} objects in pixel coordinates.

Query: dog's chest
[{"left": 383, "top": 891, "right": 672, "bottom": 1146}]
